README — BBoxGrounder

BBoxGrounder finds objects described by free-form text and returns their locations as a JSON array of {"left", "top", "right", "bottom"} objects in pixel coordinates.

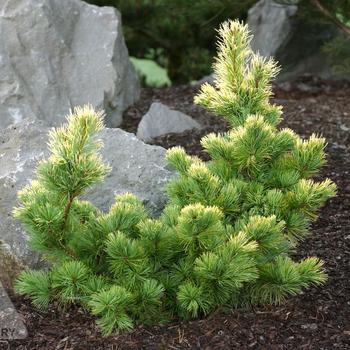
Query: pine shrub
[{"left": 14, "top": 21, "right": 336, "bottom": 335}]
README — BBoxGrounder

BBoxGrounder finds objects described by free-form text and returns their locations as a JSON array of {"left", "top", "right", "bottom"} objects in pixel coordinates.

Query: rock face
[
  {"left": 0, "top": 120, "right": 175, "bottom": 272},
  {"left": 0, "top": 0, "right": 139, "bottom": 129},
  {"left": 137, "top": 102, "right": 201, "bottom": 143},
  {"left": 248, "top": 0, "right": 297, "bottom": 58},
  {"left": 247, "top": 0, "right": 345, "bottom": 81},
  {"left": 0, "top": 281, "right": 28, "bottom": 339}
]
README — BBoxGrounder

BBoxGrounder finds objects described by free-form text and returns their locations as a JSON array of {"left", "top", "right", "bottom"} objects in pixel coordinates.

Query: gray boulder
[
  {"left": 137, "top": 102, "right": 201, "bottom": 143},
  {"left": 248, "top": 0, "right": 297, "bottom": 58},
  {"left": 0, "top": 120, "right": 174, "bottom": 275},
  {"left": 0, "top": 0, "right": 139, "bottom": 128}
]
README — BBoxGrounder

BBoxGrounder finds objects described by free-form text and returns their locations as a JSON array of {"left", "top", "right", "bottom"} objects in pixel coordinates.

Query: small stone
[
  {"left": 340, "top": 124, "right": 350, "bottom": 131},
  {"left": 192, "top": 74, "right": 216, "bottom": 86},
  {"left": 301, "top": 323, "right": 318, "bottom": 331},
  {"left": 136, "top": 103, "right": 201, "bottom": 143}
]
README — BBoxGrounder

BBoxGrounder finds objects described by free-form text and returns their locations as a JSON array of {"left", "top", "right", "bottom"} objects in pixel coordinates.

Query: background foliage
[
  {"left": 85, "top": 0, "right": 350, "bottom": 83},
  {"left": 130, "top": 57, "right": 171, "bottom": 87},
  {"left": 87, "top": 0, "right": 350, "bottom": 82},
  {"left": 85, "top": 0, "right": 255, "bottom": 83}
]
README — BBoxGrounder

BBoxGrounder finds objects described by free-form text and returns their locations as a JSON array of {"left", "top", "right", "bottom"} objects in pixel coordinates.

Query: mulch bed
[{"left": 7, "top": 76, "right": 350, "bottom": 350}]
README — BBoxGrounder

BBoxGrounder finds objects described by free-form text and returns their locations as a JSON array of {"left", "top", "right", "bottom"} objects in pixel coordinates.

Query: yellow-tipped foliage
[
  {"left": 15, "top": 21, "right": 335, "bottom": 335},
  {"left": 195, "top": 20, "right": 282, "bottom": 126}
]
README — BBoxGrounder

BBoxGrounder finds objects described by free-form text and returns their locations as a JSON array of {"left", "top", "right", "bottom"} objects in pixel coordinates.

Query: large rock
[
  {"left": 0, "top": 120, "right": 175, "bottom": 274},
  {"left": 247, "top": 0, "right": 346, "bottom": 81},
  {"left": 248, "top": 0, "right": 297, "bottom": 58},
  {"left": 0, "top": 0, "right": 139, "bottom": 128},
  {"left": 137, "top": 102, "right": 201, "bottom": 143}
]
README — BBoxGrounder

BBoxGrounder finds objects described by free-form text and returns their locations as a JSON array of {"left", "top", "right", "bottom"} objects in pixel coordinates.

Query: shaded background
[{"left": 84, "top": 0, "right": 350, "bottom": 84}]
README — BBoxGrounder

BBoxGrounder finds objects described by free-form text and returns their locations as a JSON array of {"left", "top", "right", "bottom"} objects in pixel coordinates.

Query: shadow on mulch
[{"left": 7, "top": 77, "right": 350, "bottom": 350}]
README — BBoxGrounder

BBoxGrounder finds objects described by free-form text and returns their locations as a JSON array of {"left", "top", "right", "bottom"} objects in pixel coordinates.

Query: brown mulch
[{"left": 7, "top": 77, "right": 350, "bottom": 349}]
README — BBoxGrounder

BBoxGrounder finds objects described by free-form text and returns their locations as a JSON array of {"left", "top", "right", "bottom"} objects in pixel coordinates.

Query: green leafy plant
[
  {"left": 130, "top": 57, "right": 171, "bottom": 87},
  {"left": 15, "top": 21, "right": 335, "bottom": 335}
]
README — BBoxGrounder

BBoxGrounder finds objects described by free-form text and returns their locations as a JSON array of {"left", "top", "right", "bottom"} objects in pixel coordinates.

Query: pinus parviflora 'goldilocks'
[{"left": 15, "top": 21, "right": 336, "bottom": 335}]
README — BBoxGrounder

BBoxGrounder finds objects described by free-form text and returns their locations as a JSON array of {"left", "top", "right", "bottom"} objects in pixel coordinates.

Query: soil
[{"left": 6, "top": 76, "right": 350, "bottom": 350}]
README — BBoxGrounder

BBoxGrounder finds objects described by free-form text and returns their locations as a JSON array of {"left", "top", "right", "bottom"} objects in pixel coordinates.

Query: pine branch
[{"left": 311, "top": 0, "right": 350, "bottom": 37}]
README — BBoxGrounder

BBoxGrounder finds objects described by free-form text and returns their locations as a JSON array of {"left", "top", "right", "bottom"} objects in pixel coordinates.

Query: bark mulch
[{"left": 7, "top": 76, "right": 350, "bottom": 350}]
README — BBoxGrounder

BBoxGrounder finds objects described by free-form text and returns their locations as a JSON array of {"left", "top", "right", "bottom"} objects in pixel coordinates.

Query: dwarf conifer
[{"left": 15, "top": 21, "right": 335, "bottom": 335}]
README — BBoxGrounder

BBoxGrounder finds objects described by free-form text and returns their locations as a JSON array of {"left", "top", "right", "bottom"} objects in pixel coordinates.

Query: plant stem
[
  {"left": 311, "top": 0, "right": 350, "bottom": 37},
  {"left": 63, "top": 193, "right": 75, "bottom": 225}
]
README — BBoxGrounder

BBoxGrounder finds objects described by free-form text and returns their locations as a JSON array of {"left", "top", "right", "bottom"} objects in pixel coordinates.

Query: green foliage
[
  {"left": 15, "top": 270, "right": 51, "bottom": 310},
  {"left": 85, "top": 0, "right": 255, "bottom": 83},
  {"left": 323, "top": 36, "right": 350, "bottom": 74},
  {"left": 88, "top": 285, "right": 134, "bottom": 334},
  {"left": 130, "top": 57, "right": 171, "bottom": 87},
  {"left": 15, "top": 21, "right": 335, "bottom": 335},
  {"left": 277, "top": 0, "right": 350, "bottom": 26}
]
